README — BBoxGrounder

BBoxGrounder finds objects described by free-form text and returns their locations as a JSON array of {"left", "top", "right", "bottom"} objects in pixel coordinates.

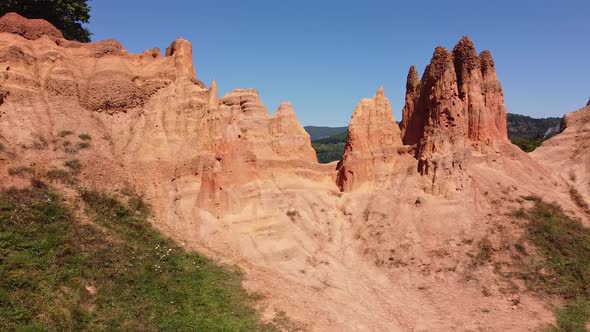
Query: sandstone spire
[
  {"left": 209, "top": 80, "right": 219, "bottom": 107},
  {"left": 337, "top": 87, "right": 402, "bottom": 191},
  {"left": 400, "top": 65, "right": 422, "bottom": 144},
  {"left": 165, "top": 38, "right": 197, "bottom": 81},
  {"left": 400, "top": 36, "right": 508, "bottom": 152},
  {"left": 399, "top": 36, "right": 508, "bottom": 194}
]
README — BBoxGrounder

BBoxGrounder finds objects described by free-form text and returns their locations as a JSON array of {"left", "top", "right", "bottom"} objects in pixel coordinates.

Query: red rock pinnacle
[{"left": 337, "top": 87, "right": 403, "bottom": 191}]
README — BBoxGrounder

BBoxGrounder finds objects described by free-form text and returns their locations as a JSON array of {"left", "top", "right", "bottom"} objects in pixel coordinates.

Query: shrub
[{"left": 78, "top": 134, "right": 91, "bottom": 141}]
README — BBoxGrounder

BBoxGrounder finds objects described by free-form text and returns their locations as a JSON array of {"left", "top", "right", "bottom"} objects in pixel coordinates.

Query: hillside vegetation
[
  {"left": 517, "top": 198, "right": 590, "bottom": 331},
  {"left": 303, "top": 126, "right": 347, "bottom": 141},
  {"left": 0, "top": 184, "right": 273, "bottom": 331},
  {"left": 507, "top": 113, "right": 562, "bottom": 152},
  {"left": 311, "top": 132, "right": 347, "bottom": 163}
]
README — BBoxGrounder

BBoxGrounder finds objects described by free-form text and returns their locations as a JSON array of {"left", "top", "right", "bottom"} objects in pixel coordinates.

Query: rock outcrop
[
  {"left": 0, "top": 12, "right": 64, "bottom": 40},
  {"left": 532, "top": 105, "right": 590, "bottom": 208},
  {"left": 0, "top": 13, "right": 316, "bottom": 216},
  {"left": 399, "top": 36, "right": 508, "bottom": 193},
  {"left": 337, "top": 87, "right": 403, "bottom": 191}
]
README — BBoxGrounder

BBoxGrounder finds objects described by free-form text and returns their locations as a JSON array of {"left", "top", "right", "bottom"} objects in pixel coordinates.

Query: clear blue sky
[{"left": 88, "top": 0, "right": 589, "bottom": 127}]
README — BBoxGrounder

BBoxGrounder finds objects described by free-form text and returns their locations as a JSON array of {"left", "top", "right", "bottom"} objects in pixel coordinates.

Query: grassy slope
[
  {"left": 0, "top": 185, "right": 273, "bottom": 331},
  {"left": 518, "top": 198, "right": 590, "bottom": 331}
]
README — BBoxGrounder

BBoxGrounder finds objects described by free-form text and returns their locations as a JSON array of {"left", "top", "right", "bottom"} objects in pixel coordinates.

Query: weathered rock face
[
  {"left": 399, "top": 36, "right": 508, "bottom": 194},
  {"left": 532, "top": 105, "right": 590, "bottom": 209},
  {"left": 0, "top": 14, "right": 317, "bottom": 216},
  {"left": 0, "top": 12, "right": 64, "bottom": 40},
  {"left": 337, "top": 87, "right": 403, "bottom": 191},
  {"left": 400, "top": 65, "right": 422, "bottom": 145},
  {"left": 401, "top": 36, "right": 507, "bottom": 148}
]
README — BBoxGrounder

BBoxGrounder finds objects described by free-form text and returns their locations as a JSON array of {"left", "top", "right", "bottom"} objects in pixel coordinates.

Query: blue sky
[{"left": 88, "top": 0, "right": 589, "bottom": 126}]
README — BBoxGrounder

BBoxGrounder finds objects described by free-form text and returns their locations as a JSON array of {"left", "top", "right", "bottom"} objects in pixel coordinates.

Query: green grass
[
  {"left": 0, "top": 186, "right": 274, "bottom": 331},
  {"left": 519, "top": 198, "right": 590, "bottom": 331}
]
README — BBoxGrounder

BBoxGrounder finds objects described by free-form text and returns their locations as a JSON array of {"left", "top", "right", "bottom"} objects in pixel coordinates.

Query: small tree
[{"left": 0, "top": 0, "right": 92, "bottom": 42}]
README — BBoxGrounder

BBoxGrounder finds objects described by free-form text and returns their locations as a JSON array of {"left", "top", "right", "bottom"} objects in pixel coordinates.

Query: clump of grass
[
  {"left": 473, "top": 237, "right": 493, "bottom": 266},
  {"left": 63, "top": 159, "right": 82, "bottom": 175},
  {"left": 7, "top": 166, "right": 33, "bottom": 177},
  {"left": 62, "top": 141, "right": 78, "bottom": 154},
  {"left": 78, "top": 134, "right": 91, "bottom": 141},
  {"left": 522, "top": 194, "right": 541, "bottom": 202},
  {"left": 0, "top": 186, "right": 273, "bottom": 331},
  {"left": 58, "top": 130, "right": 74, "bottom": 137},
  {"left": 513, "top": 209, "right": 526, "bottom": 219},
  {"left": 76, "top": 142, "right": 91, "bottom": 149},
  {"left": 31, "top": 137, "right": 48, "bottom": 150},
  {"left": 519, "top": 200, "right": 590, "bottom": 331},
  {"left": 45, "top": 169, "right": 74, "bottom": 185},
  {"left": 569, "top": 187, "right": 590, "bottom": 215}
]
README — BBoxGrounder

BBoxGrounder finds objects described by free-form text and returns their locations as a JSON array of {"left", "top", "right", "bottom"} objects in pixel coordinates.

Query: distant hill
[
  {"left": 306, "top": 113, "right": 564, "bottom": 162},
  {"left": 310, "top": 132, "right": 348, "bottom": 163},
  {"left": 304, "top": 126, "right": 348, "bottom": 141},
  {"left": 507, "top": 113, "right": 562, "bottom": 140}
]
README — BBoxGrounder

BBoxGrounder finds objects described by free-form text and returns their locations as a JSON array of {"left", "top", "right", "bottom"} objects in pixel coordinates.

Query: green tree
[{"left": 0, "top": 0, "right": 92, "bottom": 42}]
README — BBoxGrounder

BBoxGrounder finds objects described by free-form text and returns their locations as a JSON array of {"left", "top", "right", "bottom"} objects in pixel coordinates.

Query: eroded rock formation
[
  {"left": 337, "top": 87, "right": 403, "bottom": 191},
  {"left": 399, "top": 36, "right": 508, "bottom": 194},
  {"left": 0, "top": 13, "right": 315, "bottom": 216},
  {"left": 0, "top": 12, "right": 64, "bottom": 40}
]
